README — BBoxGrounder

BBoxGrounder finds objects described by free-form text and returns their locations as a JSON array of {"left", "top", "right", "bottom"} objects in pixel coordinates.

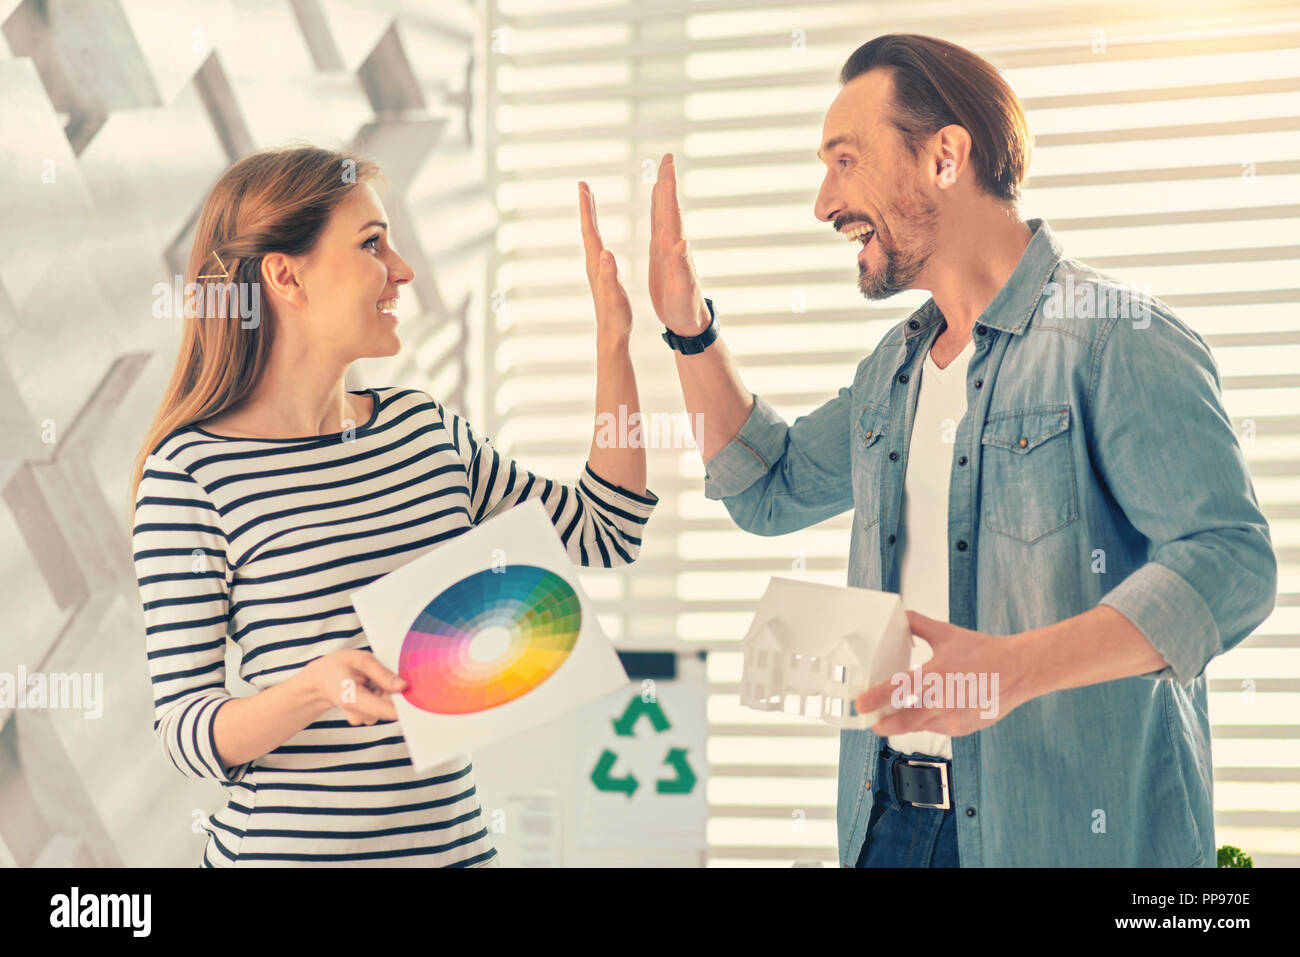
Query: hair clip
[{"left": 198, "top": 250, "right": 230, "bottom": 281}]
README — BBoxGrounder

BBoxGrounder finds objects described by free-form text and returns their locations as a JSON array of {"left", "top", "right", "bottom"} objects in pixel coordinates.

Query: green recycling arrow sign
[
  {"left": 612, "top": 697, "right": 671, "bottom": 736},
  {"left": 590, "top": 749, "right": 637, "bottom": 796},
  {"left": 657, "top": 747, "right": 695, "bottom": 794},
  {"left": 589, "top": 696, "right": 697, "bottom": 798}
]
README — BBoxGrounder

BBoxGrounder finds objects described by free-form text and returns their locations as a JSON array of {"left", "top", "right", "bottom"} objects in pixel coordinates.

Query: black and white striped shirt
[{"left": 132, "top": 386, "right": 658, "bottom": 867}]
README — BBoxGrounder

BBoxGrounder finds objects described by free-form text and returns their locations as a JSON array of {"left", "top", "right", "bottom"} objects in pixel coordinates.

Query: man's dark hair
[{"left": 840, "top": 34, "right": 1031, "bottom": 203}]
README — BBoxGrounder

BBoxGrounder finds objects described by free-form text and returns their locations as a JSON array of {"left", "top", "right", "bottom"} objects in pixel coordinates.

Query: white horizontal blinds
[{"left": 486, "top": 0, "right": 1300, "bottom": 866}]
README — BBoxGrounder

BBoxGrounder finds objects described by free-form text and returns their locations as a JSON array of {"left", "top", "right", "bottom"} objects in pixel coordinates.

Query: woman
[{"left": 128, "top": 145, "right": 656, "bottom": 867}]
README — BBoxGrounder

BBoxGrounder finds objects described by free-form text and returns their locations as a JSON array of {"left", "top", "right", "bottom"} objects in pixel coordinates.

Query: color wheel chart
[{"left": 399, "top": 564, "right": 582, "bottom": 714}]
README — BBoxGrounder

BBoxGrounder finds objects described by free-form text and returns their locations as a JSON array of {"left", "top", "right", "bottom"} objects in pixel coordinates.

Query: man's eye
[
  {"left": 839, "top": 157, "right": 852, "bottom": 169},
  {"left": 363, "top": 234, "right": 381, "bottom": 250}
]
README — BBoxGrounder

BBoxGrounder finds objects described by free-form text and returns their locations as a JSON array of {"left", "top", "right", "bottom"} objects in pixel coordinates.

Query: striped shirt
[{"left": 132, "top": 386, "right": 658, "bottom": 867}]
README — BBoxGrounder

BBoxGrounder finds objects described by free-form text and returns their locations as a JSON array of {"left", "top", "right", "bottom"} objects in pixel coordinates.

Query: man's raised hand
[{"left": 649, "top": 153, "right": 711, "bottom": 336}]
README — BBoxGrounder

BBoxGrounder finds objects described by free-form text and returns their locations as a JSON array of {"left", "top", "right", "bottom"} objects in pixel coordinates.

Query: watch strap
[{"left": 662, "top": 298, "right": 718, "bottom": 355}]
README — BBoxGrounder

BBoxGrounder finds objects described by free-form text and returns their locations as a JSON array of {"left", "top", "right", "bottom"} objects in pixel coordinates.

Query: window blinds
[{"left": 483, "top": 0, "right": 1300, "bottom": 866}]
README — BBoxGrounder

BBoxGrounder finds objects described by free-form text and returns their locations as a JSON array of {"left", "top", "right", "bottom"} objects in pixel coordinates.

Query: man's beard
[{"left": 857, "top": 188, "right": 938, "bottom": 300}]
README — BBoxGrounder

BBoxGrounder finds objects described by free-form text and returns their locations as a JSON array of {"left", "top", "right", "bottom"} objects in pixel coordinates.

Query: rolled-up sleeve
[
  {"left": 438, "top": 398, "right": 657, "bottom": 567},
  {"left": 702, "top": 384, "right": 855, "bottom": 537},
  {"left": 702, "top": 393, "right": 790, "bottom": 499},
  {"left": 1087, "top": 301, "right": 1278, "bottom": 687}
]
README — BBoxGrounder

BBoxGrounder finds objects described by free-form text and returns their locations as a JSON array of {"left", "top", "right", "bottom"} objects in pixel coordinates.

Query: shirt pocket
[
  {"left": 853, "top": 405, "right": 889, "bottom": 529},
  {"left": 979, "top": 405, "right": 1078, "bottom": 544}
]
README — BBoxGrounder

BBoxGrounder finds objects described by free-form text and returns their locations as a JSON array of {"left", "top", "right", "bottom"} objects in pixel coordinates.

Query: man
[{"left": 648, "top": 33, "right": 1276, "bottom": 867}]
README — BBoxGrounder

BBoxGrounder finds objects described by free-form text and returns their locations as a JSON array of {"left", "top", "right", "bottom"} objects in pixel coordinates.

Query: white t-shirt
[{"left": 888, "top": 336, "right": 976, "bottom": 761}]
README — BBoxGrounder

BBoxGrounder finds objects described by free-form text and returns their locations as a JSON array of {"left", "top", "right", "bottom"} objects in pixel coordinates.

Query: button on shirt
[
  {"left": 890, "top": 336, "right": 976, "bottom": 761},
  {"left": 700, "top": 218, "right": 1277, "bottom": 867}
]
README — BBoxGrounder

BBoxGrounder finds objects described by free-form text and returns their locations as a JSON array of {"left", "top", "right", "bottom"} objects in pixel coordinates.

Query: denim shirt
[{"left": 702, "top": 218, "right": 1277, "bottom": 867}]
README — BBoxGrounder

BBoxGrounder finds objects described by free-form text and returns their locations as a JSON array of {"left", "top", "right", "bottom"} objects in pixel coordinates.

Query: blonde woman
[{"left": 129, "top": 145, "right": 656, "bottom": 867}]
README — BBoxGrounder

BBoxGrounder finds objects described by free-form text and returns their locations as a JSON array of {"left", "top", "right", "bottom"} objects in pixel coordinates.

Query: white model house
[{"left": 740, "top": 577, "right": 914, "bottom": 729}]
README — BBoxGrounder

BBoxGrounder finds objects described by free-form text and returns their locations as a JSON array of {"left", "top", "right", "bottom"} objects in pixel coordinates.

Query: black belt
[{"left": 884, "top": 748, "right": 952, "bottom": 810}]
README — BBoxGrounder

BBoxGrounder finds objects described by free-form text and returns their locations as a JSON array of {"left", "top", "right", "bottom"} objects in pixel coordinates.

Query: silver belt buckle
[{"left": 904, "top": 759, "right": 950, "bottom": 810}]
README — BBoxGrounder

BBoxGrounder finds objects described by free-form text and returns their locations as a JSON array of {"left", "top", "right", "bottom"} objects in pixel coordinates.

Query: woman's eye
[{"left": 363, "top": 233, "right": 381, "bottom": 250}]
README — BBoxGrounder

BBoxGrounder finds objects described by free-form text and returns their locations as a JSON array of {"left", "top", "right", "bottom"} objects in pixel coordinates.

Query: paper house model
[{"left": 739, "top": 577, "right": 914, "bottom": 729}]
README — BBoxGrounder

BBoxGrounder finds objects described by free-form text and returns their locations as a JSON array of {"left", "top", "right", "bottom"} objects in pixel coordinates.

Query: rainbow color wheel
[{"left": 399, "top": 564, "right": 582, "bottom": 714}]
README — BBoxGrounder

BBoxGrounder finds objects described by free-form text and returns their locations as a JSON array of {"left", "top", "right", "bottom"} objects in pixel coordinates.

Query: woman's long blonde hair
[{"left": 128, "top": 144, "right": 385, "bottom": 524}]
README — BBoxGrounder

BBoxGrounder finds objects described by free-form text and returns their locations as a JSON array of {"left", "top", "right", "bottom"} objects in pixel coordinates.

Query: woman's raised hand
[{"left": 578, "top": 181, "right": 633, "bottom": 338}]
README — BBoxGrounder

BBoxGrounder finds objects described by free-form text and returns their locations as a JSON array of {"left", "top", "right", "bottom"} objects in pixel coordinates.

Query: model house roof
[
  {"left": 738, "top": 576, "right": 916, "bottom": 729},
  {"left": 740, "top": 577, "right": 908, "bottom": 660}
]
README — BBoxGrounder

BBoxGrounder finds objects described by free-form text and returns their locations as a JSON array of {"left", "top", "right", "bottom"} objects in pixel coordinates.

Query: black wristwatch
[{"left": 661, "top": 298, "right": 719, "bottom": 355}]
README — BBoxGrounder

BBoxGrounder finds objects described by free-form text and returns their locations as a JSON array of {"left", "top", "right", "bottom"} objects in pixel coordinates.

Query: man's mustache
[{"left": 834, "top": 214, "right": 876, "bottom": 232}]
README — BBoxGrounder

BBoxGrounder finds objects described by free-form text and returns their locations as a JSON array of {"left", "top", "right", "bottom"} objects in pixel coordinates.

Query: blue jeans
[{"left": 855, "top": 745, "right": 960, "bottom": 867}]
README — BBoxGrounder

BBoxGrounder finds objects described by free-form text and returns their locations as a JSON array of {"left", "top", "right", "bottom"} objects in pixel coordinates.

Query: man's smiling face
[{"left": 814, "top": 68, "right": 939, "bottom": 300}]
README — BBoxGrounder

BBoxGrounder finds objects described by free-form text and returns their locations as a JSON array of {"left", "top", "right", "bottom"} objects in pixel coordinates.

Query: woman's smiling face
[{"left": 276, "top": 181, "right": 415, "bottom": 361}]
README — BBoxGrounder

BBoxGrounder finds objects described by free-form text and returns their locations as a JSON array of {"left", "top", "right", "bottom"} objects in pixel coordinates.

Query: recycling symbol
[{"left": 589, "top": 696, "right": 696, "bottom": 797}]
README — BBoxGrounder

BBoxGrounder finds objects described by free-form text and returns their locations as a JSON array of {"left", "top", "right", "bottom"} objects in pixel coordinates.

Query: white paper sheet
[{"left": 350, "top": 498, "right": 630, "bottom": 770}]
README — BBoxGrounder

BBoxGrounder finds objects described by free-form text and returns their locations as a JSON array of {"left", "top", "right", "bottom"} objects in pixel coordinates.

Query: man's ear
[{"left": 932, "top": 123, "right": 971, "bottom": 188}]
